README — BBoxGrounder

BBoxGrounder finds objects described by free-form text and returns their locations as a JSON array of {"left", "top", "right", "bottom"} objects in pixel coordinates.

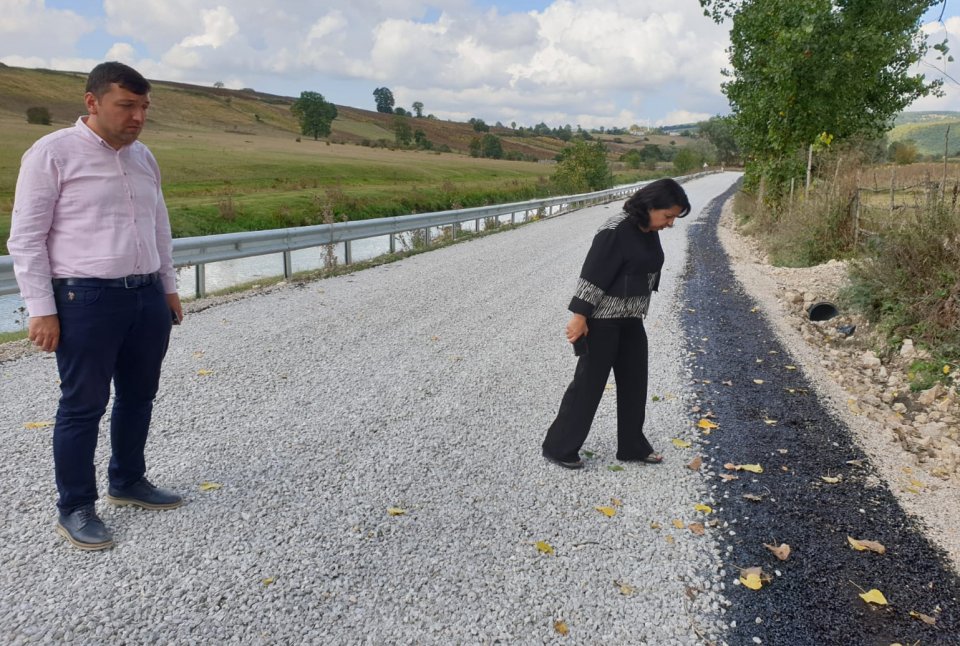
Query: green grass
[{"left": 0, "top": 330, "right": 28, "bottom": 344}]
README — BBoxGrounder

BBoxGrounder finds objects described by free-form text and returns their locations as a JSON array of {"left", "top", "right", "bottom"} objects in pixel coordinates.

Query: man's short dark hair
[{"left": 86, "top": 62, "right": 151, "bottom": 98}]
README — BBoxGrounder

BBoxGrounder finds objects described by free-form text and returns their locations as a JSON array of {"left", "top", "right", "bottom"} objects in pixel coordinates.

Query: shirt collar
[{"left": 75, "top": 115, "right": 122, "bottom": 151}]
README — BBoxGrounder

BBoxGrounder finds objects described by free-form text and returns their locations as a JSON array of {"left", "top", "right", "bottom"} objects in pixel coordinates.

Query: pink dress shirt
[{"left": 7, "top": 116, "right": 176, "bottom": 317}]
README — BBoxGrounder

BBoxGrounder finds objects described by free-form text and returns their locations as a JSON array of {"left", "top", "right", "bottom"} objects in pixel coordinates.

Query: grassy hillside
[
  {"left": 888, "top": 111, "right": 960, "bottom": 157},
  {"left": 0, "top": 64, "right": 678, "bottom": 253}
]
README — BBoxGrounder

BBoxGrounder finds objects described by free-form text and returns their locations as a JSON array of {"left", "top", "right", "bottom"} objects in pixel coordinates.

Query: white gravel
[{"left": 0, "top": 173, "right": 742, "bottom": 644}]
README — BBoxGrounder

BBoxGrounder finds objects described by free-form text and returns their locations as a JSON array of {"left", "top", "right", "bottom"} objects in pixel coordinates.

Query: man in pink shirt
[{"left": 8, "top": 62, "right": 185, "bottom": 551}]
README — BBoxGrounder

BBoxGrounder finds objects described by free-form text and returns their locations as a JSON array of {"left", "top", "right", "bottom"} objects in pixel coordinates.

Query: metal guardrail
[{"left": 1, "top": 176, "right": 702, "bottom": 300}]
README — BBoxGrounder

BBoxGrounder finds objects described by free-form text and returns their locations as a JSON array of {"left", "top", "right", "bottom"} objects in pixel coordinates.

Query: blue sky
[{"left": 3, "top": 1, "right": 960, "bottom": 128}]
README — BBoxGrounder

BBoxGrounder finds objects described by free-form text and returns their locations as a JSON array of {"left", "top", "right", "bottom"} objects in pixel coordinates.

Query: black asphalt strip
[{"left": 681, "top": 180, "right": 960, "bottom": 646}]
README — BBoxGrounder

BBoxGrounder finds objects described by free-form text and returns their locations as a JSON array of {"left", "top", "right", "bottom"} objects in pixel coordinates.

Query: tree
[
  {"left": 393, "top": 116, "right": 412, "bottom": 146},
  {"left": 697, "top": 115, "right": 739, "bottom": 165},
  {"left": 26, "top": 106, "right": 51, "bottom": 125},
  {"left": 552, "top": 141, "right": 613, "bottom": 193},
  {"left": 394, "top": 107, "right": 410, "bottom": 116},
  {"left": 213, "top": 81, "right": 225, "bottom": 89},
  {"left": 888, "top": 139, "right": 918, "bottom": 164},
  {"left": 290, "top": 91, "right": 338, "bottom": 140},
  {"left": 700, "top": 0, "right": 944, "bottom": 200},
  {"left": 373, "top": 87, "right": 395, "bottom": 113},
  {"left": 480, "top": 134, "right": 503, "bottom": 159},
  {"left": 412, "top": 101, "right": 424, "bottom": 118},
  {"left": 469, "top": 117, "right": 490, "bottom": 132},
  {"left": 673, "top": 148, "right": 703, "bottom": 174},
  {"left": 620, "top": 149, "right": 642, "bottom": 169}
]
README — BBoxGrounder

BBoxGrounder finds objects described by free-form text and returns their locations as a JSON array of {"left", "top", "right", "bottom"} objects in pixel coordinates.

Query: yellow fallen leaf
[
  {"left": 554, "top": 620, "right": 569, "bottom": 636},
  {"left": 753, "top": 379, "right": 764, "bottom": 385},
  {"left": 847, "top": 536, "right": 886, "bottom": 554},
  {"left": 764, "top": 419, "right": 777, "bottom": 425},
  {"left": 697, "top": 419, "right": 719, "bottom": 430},
  {"left": 604, "top": 383, "right": 615, "bottom": 391},
  {"left": 535, "top": 540, "right": 554, "bottom": 555},
  {"left": 595, "top": 506, "right": 616, "bottom": 518},
  {"left": 197, "top": 369, "right": 214, "bottom": 376},
  {"left": 740, "top": 571, "right": 764, "bottom": 590},
  {"left": 615, "top": 580, "right": 636, "bottom": 596},
  {"left": 650, "top": 521, "right": 661, "bottom": 530},
  {"left": 665, "top": 535, "right": 675, "bottom": 544},
  {"left": 387, "top": 507, "right": 406, "bottom": 516},
  {"left": 719, "top": 473, "right": 739, "bottom": 482},
  {"left": 198, "top": 481, "right": 222, "bottom": 491},
  {"left": 610, "top": 497, "right": 622, "bottom": 507},
  {"left": 859, "top": 589, "right": 888, "bottom": 605},
  {"left": 742, "top": 493, "right": 764, "bottom": 502},
  {"left": 785, "top": 365, "right": 797, "bottom": 370},
  {"left": 262, "top": 577, "right": 275, "bottom": 586},
  {"left": 821, "top": 475, "right": 842, "bottom": 484},
  {"left": 778, "top": 449, "right": 789, "bottom": 454},
  {"left": 694, "top": 503, "right": 713, "bottom": 514},
  {"left": 687, "top": 456, "right": 703, "bottom": 471},
  {"left": 672, "top": 519, "right": 685, "bottom": 529},
  {"left": 672, "top": 438, "right": 691, "bottom": 449},
  {"left": 688, "top": 522, "right": 705, "bottom": 535},
  {"left": 763, "top": 542, "right": 791, "bottom": 561},
  {"left": 192, "top": 351, "right": 204, "bottom": 358},
  {"left": 23, "top": 421, "right": 54, "bottom": 430},
  {"left": 944, "top": 365, "right": 951, "bottom": 375},
  {"left": 910, "top": 610, "right": 937, "bottom": 625},
  {"left": 909, "top": 479, "right": 924, "bottom": 489},
  {"left": 846, "top": 459, "right": 864, "bottom": 466},
  {"left": 726, "top": 463, "right": 764, "bottom": 474}
]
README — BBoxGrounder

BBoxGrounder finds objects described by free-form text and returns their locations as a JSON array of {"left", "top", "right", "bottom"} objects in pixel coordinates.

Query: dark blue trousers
[
  {"left": 52, "top": 281, "right": 172, "bottom": 513},
  {"left": 543, "top": 317, "right": 653, "bottom": 462}
]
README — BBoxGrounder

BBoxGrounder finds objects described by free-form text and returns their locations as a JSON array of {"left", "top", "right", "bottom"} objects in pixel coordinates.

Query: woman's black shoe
[{"left": 542, "top": 450, "right": 584, "bottom": 469}]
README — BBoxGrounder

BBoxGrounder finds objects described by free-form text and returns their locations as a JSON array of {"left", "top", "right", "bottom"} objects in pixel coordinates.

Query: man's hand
[
  {"left": 565, "top": 313, "right": 588, "bottom": 343},
  {"left": 28, "top": 315, "right": 60, "bottom": 352},
  {"left": 166, "top": 292, "right": 183, "bottom": 324}
]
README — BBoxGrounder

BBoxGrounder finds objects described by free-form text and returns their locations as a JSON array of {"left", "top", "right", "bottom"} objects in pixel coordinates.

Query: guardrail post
[
  {"left": 195, "top": 264, "right": 206, "bottom": 299},
  {"left": 389, "top": 233, "right": 396, "bottom": 254},
  {"left": 451, "top": 224, "right": 457, "bottom": 240},
  {"left": 344, "top": 240, "right": 352, "bottom": 265},
  {"left": 475, "top": 218, "right": 480, "bottom": 232},
  {"left": 510, "top": 212, "right": 516, "bottom": 225},
  {"left": 283, "top": 251, "right": 292, "bottom": 279},
  {"left": 423, "top": 228, "right": 431, "bottom": 247}
]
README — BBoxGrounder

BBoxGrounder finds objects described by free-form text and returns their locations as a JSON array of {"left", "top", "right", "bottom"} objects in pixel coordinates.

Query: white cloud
[
  {"left": 1, "top": 0, "right": 732, "bottom": 127},
  {"left": 0, "top": 0, "right": 94, "bottom": 58}
]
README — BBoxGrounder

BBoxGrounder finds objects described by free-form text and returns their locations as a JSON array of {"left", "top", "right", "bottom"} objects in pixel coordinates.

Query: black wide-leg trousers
[{"left": 542, "top": 317, "right": 654, "bottom": 461}]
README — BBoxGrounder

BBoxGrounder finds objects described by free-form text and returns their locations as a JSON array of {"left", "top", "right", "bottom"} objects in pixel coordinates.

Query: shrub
[{"left": 26, "top": 106, "right": 51, "bottom": 125}]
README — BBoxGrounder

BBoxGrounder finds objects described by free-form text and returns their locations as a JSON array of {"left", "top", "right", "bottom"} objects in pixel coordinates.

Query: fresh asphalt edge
[{"left": 680, "top": 182, "right": 960, "bottom": 646}]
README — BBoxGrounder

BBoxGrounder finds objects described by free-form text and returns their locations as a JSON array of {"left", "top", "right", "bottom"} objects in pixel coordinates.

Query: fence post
[
  {"left": 195, "top": 264, "right": 206, "bottom": 299},
  {"left": 853, "top": 189, "right": 860, "bottom": 247},
  {"left": 282, "top": 251, "right": 292, "bottom": 279},
  {"left": 890, "top": 168, "right": 896, "bottom": 215},
  {"left": 805, "top": 144, "right": 813, "bottom": 199}
]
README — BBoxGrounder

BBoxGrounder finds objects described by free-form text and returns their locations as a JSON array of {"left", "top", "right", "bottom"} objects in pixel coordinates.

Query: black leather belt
[{"left": 51, "top": 272, "right": 160, "bottom": 289}]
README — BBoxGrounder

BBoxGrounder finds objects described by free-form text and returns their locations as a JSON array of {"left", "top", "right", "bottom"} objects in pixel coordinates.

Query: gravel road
[{"left": 1, "top": 173, "right": 740, "bottom": 644}]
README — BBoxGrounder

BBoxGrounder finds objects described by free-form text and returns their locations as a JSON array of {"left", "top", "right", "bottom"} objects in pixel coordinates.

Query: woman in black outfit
[{"left": 542, "top": 178, "right": 691, "bottom": 469}]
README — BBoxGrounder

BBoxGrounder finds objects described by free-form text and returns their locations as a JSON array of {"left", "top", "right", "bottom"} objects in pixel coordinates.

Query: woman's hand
[{"left": 566, "top": 313, "right": 588, "bottom": 343}]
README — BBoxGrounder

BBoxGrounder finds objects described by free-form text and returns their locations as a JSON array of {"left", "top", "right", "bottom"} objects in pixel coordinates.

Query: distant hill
[
  {"left": 889, "top": 111, "right": 960, "bottom": 156},
  {"left": 0, "top": 64, "right": 688, "bottom": 161}
]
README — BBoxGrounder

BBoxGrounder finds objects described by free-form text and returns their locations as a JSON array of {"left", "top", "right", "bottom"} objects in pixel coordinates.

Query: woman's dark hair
[
  {"left": 623, "top": 178, "right": 691, "bottom": 228},
  {"left": 86, "top": 62, "right": 151, "bottom": 98}
]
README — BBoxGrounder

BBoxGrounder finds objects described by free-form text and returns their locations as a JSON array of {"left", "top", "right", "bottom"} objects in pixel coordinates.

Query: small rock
[{"left": 900, "top": 338, "right": 916, "bottom": 358}]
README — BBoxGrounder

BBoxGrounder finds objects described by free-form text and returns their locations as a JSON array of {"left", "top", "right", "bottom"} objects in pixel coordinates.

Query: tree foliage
[
  {"left": 700, "top": 0, "right": 944, "bottom": 199},
  {"left": 552, "top": 141, "right": 613, "bottom": 193},
  {"left": 373, "top": 87, "right": 395, "bottom": 113},
  {"left": 412, "top": 101, "right": 424, "bottom": 118},
  {"left": 290, "top": 91, "right": 338, "bottom": 140},
  {"left": 393, "top": 116, "right": 412, "bottom": 146},
  {"left": 697, "top": 115, "right": 739, "bottom": 165},
  {"left": 26, "top": 106, "right": 51, "bottom": 125}
]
